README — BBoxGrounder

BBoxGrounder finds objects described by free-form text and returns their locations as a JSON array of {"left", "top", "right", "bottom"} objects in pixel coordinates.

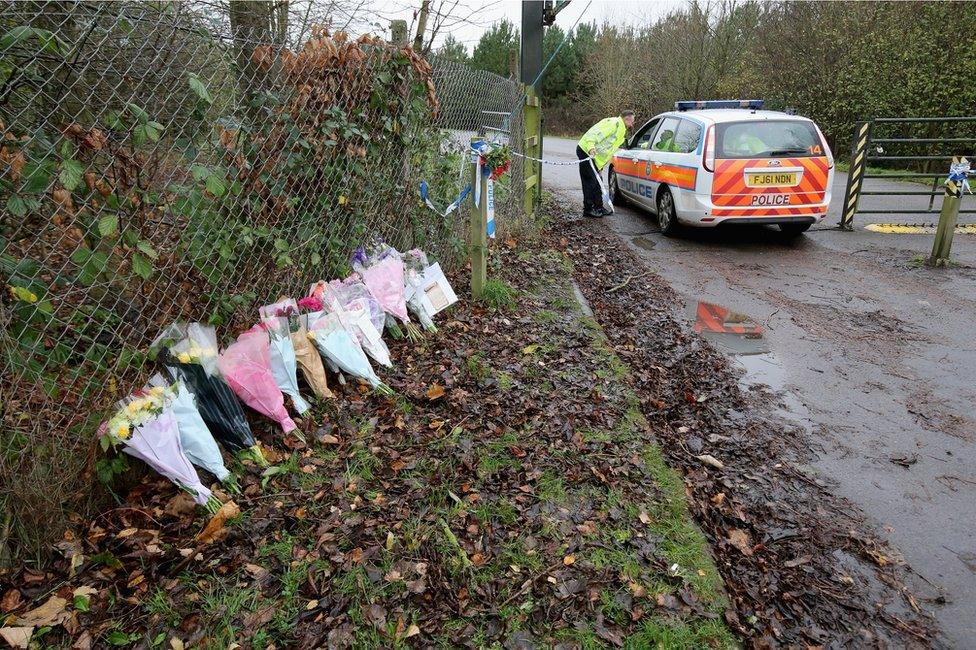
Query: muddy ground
[{"left": 544, "top": 134, "right": 975, "bottom": 647}]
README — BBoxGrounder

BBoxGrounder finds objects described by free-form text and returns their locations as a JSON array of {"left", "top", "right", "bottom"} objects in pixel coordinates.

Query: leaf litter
[
  {"left": 550, "top": 201, "right": 943, "bottom": 649},
  {"left": 0, "top": 234, "right": 736, "bottom": 647}
]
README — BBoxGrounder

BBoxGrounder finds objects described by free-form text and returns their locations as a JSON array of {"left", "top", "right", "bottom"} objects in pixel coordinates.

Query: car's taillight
[
  {"left": 813, "top": 123, "right": 834, "bottom": 168},
  {"left": 702, "top": 125, "right": 715, "bottom": 172}
]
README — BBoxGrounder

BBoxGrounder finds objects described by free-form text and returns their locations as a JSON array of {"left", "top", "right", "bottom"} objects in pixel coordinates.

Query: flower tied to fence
[{"left": 946, "top": 156, "right": 972, "bottom": 197}]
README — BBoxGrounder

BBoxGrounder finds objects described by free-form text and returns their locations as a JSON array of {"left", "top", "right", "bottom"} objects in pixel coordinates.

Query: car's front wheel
[
  {"left": 608, "top": 167, "right": 626, "bottom": 206},
  {"left": 656, "top": 186, "right": 678, "bottom": 236}
]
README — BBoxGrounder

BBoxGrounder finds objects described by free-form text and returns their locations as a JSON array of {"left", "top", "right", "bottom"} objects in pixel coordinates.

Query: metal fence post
[
  {"left": 524, "top": 84, "right": 541, "bottom": 219},
  {"left": 470, "top": 137, "right": 488, "bottom": 297},
  {"left": 928, "top": 157, "right": 965, "bottom": 267},
  {"left": 840, "top": 119, "right": 872, "bottom": 230}
]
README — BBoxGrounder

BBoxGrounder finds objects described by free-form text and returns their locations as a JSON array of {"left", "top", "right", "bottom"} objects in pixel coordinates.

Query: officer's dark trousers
[{"left": 577, "top": 146, "right": 604, "bottom": 213}]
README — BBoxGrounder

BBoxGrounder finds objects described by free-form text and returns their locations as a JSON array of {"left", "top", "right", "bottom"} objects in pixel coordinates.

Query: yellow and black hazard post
[
  {"left": 839, "top": 120, "right": 873, "bottom": 230},
  {"left": 927, "top": 156, "right": 968, "bottom": 267}
]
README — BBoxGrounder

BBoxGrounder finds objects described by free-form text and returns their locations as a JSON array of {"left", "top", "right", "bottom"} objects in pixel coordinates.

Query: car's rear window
[{"left": 716, "top": 120, "right": 824, "bottom": 158}]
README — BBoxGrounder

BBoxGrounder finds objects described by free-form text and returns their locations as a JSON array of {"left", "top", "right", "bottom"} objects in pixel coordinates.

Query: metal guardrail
[{"left": 839, "top": 116, "right": 976, "bottom": 229}]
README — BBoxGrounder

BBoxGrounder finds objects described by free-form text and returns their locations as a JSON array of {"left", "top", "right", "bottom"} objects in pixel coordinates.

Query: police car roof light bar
[{"left": 675, "top": 100, "right": 764, "bottom": 111}]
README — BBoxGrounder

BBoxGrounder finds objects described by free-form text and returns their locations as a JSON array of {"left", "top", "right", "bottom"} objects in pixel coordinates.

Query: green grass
[
  {"left": 479, "top": 278, "right": 517, "bottom": 311},
  {"left": 835, "top": 160, "right": 935, "bottom": 185}
]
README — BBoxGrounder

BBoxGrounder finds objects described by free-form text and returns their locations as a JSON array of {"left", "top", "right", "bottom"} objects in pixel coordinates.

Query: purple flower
[{"left": 350, "top": 247, "right": 369, "bottom": 268}]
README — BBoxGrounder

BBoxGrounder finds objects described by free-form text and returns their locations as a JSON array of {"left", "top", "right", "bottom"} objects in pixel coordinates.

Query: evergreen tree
[{"left": 470, "top": 19, "right": 519, "bottom": 76}]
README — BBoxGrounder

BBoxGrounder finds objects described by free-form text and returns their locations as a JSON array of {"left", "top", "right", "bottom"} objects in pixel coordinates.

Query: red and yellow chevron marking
[
  {"left": 692, "top": 301, "right": 763, "bottom": 336},
  {"left": 711, "top": 157, "right": 830, "bottom": 212},
  {"left": 612, "top": 157, "right": 697, "bottom": 191}
]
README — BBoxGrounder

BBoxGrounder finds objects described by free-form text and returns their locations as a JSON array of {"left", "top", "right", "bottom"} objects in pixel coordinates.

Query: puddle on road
[
  {"left": 685, "top": 300, "right": 798, "bottom": 407},
  {"left": 631, "top": 235, "right": 657, "bottom": 252}
]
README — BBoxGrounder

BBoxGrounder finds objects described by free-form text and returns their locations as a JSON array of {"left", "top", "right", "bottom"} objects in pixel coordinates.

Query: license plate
[{"left": 746, "top": 172, "right": 797, "bottom": 187}]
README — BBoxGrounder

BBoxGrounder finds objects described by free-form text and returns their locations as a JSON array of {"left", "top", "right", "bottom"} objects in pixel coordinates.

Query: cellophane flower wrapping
[
  {"left": 351, "top": 246, "right": 410, "bottom": 325},
  {"left": 254, "top": 316, "right": 311, "bottom": 415},
  {"left": 218, "top": 328, "right": 297, "bottom": 434},
  {"left": 148, "top": 374, "right": 231, "bottom": 483},
  {"left": 311, "top": 277, "right": 387, "bottom": 336},
  {"left": 314, "top": 282, "right": 392, "bottom": 368},
  {"left": 309, "top": 312, "right": 386, "bottom": 390},
  {"left": 154, "top": 322, "right": 256, "bottom": 453},
  {"left": 120, "top": 405, "right": 213, "bottom": 506},
  {"left": 403, "top": 249, "right": 437, "bottom": 331}
]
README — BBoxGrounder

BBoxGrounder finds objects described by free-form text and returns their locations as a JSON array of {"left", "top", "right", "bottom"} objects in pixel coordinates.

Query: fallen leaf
[
  {"left": 169, "top": 639, "right": 185, "bottom": 650},
  {"left": 426, "top": 383, "right": 445, "bottom": 400},
  {"left": 470, "top": 553, "right": 485, "bottom": 566},
  {"left": 710, "top": 492, "right": 726, "bottom": 505},
  {"left": 1, "top": 589, "right": 22, "bottom": 612},
  {"left": 163, "top": 493, "right": 197, "bottom": 517},
  {"left": 522, "top": 344, "right": 540, "bottom": 355},
  {"left": 196, "top": 500, "right": 240, "bottom": 545},
  {"left": 20, "top": 595, "right": 67, "bottom": 626},
  {"left": 405, "top": 624, "right": 420, "bottom": 638},
  {"left": 0, "top": 627, "right": 33, "bottom": 648},
  {"left": 727, "top": 529, "right": 753, "bottom": 556},
  {"left": 563, "top": 555, "right": 575, "bottom": 566},
  {"left": 696, "top": 454, "right": 724, "bottom": 470},
  {"left": 638, "top": 511, "right": 651, "bottom": 525}
]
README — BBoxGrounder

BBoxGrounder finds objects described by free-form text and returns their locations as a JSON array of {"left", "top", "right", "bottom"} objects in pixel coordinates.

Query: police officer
[{"left": 577, "top": 110, "right": 635, "bottom": 217}]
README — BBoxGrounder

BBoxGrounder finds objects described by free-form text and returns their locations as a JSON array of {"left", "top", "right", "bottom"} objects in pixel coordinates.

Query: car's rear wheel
[
  {"left": 608, "top": 166, "right": 626, "bottom": 206},
  {"left": 778, "top": 222, "right": 811, "bottom": 236},
  {"left": 656, "top": 187, "right": 678, "bottom": 236}
]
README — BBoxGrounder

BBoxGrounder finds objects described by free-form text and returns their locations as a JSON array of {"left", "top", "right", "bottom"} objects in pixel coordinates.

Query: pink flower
[{"left": 298, "top": 296, "right": 323, "bottom": 312}]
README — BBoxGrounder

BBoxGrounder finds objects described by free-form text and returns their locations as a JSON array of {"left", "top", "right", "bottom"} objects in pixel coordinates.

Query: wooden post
[
  {"left": 470, "top": 137, "right": 488, "bottom": 298},
  {"left": 390, "top": 20, "right": 408, "bottom": 46},
  {"left": 927, "top": 156, "right": 966, "bottom": 267},
  {"left": 524, "top": 85, "right": 541, "bottom": 220}
]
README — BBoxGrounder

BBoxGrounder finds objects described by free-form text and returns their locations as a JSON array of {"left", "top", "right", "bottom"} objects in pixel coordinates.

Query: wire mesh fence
[{"left": 0, "top": 0, "right": 525, "bottom": 561}]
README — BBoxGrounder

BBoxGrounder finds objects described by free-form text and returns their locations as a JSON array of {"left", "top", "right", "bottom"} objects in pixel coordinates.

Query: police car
[{"left": 607, "top": 100, "right": 833, "bottom": 235}]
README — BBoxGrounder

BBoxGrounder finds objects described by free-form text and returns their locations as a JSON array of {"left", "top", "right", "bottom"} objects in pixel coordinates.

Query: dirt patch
[{"left": 551, "top": 207, "right": 943, "bottom": 648}]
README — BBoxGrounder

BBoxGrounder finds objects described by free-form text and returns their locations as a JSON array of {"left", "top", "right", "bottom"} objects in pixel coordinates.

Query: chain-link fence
[{"left": 0, "top": 0, "right": 524, "bottom": 561}]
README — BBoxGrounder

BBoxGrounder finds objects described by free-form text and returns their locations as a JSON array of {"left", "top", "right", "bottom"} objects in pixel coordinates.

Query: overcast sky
[{"left": 358, "top": 0, "right": 686, "bottom": 51}]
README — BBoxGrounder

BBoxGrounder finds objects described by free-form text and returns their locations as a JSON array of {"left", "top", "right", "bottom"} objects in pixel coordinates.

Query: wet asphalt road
[{"left": 541, "top": 136, "right": 976, "bottom": 645}]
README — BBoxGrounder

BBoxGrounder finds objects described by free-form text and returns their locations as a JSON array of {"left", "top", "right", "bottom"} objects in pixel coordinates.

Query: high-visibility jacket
[{"left": 578, "top": 117, "right": 627, "bottom": 170}]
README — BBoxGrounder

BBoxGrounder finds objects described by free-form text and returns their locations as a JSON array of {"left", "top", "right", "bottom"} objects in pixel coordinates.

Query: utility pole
[{"left": 520, "top": 1, "right": 572, "bottom": 218}]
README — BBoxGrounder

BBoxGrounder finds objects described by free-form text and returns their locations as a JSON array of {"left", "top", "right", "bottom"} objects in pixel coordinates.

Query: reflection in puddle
[{"left": 686, "top": 299, "right": 807, "bottom": 417}]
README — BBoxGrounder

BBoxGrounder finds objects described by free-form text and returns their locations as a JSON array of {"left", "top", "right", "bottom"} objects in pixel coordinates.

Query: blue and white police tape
[
  {"left": 948, "top": 157, "right": 972, "bottom": 195},
  {"left": 591, "top": 159, "right": 614, "bottom": 214},
  {"left": 484, "top": 141, "right": 593, "bottom": 166},
  {"left": 420, "top": 181, "right": 471, "bottom": 217}
]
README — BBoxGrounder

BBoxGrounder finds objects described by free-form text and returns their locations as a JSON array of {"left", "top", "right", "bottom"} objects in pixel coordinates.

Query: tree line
[{"left": 447, "top": 1, "right": 976, "bottom": 156}]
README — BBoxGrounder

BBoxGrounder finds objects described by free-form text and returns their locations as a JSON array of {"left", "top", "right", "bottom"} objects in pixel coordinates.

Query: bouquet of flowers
[
  {"left": 153, "top": 323, "right": 265, "bottom": 465},
  {"left": 258, "top": 300, "right": 312, "bottom": 414},
  {"left": 403, "top": 249, "right": 458, "bottom": 332},
  {"left": 351, "top": 243, "right": 419, "bottom": 341},
  {"left": 102, "top": 386, "right": 220, "bottom": 513},
  {"left": 218, "top": 327, "right": 297, "bottom": 434},
  {"left": 265, "top": 297, "right": 334, "bottom": 399},
  {"left": 310, "top": 277, "right": 386, "bottom": 337},
  {"left": 483, "top": 144, "right": 511, "bottom": 180},
  {"left": 308, "top": 311, "right": 392, "bottom": 395},
  {"left": 313, "top": 282, "right": 392, "bottom": 368},
  {"left": 147, "top": 374, "right": 238, "bottom": 493}
]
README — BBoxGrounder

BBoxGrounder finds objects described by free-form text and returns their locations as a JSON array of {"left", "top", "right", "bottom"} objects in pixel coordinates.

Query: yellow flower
[
  {"left": 177, "top": 352, "right": 192, "bottom": 363},
  {"left": 115, "top": 422, "right": 130, "bottom": 440},
  {"left": 149, "top": 386, "right": 166, "bottom": 398}
]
